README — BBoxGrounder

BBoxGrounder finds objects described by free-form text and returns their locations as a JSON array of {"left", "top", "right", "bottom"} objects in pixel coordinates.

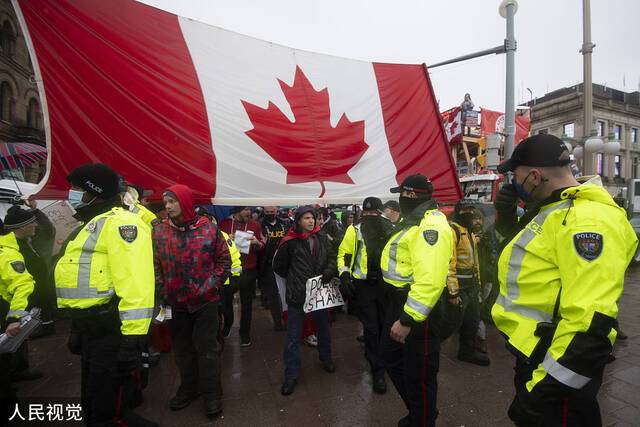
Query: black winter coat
[{"left": 273, "top": 233, "right": 337, "bottom": 309}]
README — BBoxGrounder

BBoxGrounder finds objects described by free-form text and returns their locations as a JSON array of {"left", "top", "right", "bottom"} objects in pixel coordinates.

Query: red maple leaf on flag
[{"left": 242, "top": 66, "right": 368, "bottom": 197}]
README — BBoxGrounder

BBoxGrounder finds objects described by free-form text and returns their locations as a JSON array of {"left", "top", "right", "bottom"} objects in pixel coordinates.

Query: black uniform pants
[
  {"left": 222, "top": 268, "right": 257, "bottom": 340},
  {"left": 380, "top": 290, "right": 440, "bottom": 427},
  {"left": 260, "top": 263, "right": 283, "bottom": 328},
  {"left": 458, "top": 279, "right": 480, "bottom": 355},
  {"left": 169, "top": 303, "right": 222, "bottom": 400},
  {"left": 509, "top": 356, "right": 603, "bottom": 427},
  {"left": 354, "top": 278, "right": 386, "bottom": 374}
]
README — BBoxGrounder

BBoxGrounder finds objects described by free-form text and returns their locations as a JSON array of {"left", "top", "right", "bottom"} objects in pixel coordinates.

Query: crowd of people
[{"left": 0, "top": 134, "right": 637, "bottom": 427}]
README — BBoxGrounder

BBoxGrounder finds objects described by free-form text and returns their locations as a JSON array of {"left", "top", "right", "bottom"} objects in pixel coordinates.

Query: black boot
[
  {"left": 372, "top": 371, "right": 387, "bottom": 394},
  {"left": 169, "top": 393, "right": 198, "bottom": 411},
  {"left": 204, "top": 396, "right": 222, "bottom": 418},
  {"left": 458, "top": 350, "right": 490, "bottom": 366},
  {"left": 281, "top": 378, "right": 297, "bottom": 396}
]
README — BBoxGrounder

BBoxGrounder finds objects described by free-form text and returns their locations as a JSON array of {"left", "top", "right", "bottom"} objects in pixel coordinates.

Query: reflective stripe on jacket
[
  {"left": 0, "top": 233, "right": 35, "bottom": 320},
  {"left": 492, "top": 183, "right": 638, "bottom": 394},
  {"left": 221, "top": 230, "right": 242, "bottom": 284},
  {"left": 336, "top": 224, "right": 367, "bottom": 279},
  {"left": 55, "top": 207, "right": 155, "bottom": 335},
  {"left": 447, "top": 221, "right": 480, "bottom": 295},
  {"left": 381, "top": 208, "right": 453, "bottom": 322}
]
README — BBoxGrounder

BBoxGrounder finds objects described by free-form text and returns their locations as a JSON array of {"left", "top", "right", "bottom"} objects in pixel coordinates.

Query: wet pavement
[{"left": 16, "top": 266, "right": 640, "bottom": 426}]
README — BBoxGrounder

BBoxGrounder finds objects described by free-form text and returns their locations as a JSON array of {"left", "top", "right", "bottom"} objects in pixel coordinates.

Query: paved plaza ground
[{"left": 16, "top": 266, "right": 640, "bottom": 426}]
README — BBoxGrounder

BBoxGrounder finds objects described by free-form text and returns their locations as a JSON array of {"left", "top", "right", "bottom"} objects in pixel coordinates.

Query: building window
[
  {"left": 596, "top": 153, "right": 604, "bottom": 175},
  {"left": 537, "top": 128, "right": 549, "bottom": 135},
  {"left": 26, "top": 98, "right": 41, "bottom": 129},
  {"left": 614, "top": 155, "right": 622, "bottom": 177},
  {"left": 0, "top": 21, "right": 15, "bottom": 57},
  {"left": 632, "top": 128, "right": 638, "bottom": 144},
  {"left": 634, "top": 157, "right": 639, "bottom": 179},
  {"left": 562, "top": 123, "right": 575, "bottom": 138},
  {"left": 0, "top": 82, "right": 13, "bottom": 122},
  {"left": 614, "top": 124, "right": 622, "bottom": 141},
  {"left": 597, "top": 120, "right": 605, "bottom": 137}
]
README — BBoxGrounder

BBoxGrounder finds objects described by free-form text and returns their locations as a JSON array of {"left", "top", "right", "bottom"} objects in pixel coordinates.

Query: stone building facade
[
  {"left": 528, "top": 83, "right": 640, "bottom": 185},
  {"left": 0, "top": 0, "right": 45, "bottom": 183}
]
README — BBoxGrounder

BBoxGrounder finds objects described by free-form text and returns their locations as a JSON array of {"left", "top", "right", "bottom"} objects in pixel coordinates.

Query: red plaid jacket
[{"left": 153, "top": 216, "right": 231, "bottom": 311}]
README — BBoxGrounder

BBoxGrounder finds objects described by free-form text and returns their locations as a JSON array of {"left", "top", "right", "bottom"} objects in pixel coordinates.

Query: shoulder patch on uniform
[
  {"left": 423, "top": 229, "right": 439, "bottom": 246},
  {"left": 10, "top": 261, "right": 25, "bottom": 273},
  {"left": 151, "top": 218, "right": 160, "bottom": 227},
  {"left": 119, "top": 225, "right": 138, "bottom": 243},
  {"left": 227, "top": 238, "right": 233, "bottom": 247},
  {"left": 573, "top": 232, "right": 603, "bottom": 261},
  {"left": 86, "top": 221, "right": 97, "bottom": 233}
]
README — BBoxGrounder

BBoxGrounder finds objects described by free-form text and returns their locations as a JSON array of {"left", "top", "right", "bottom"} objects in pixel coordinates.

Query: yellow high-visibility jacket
[
  {"left": 447, "top": 221, "right": 481, "bottom": 295},
  {"left": 221, "top": 230, "right": 242, "bottom": 285},
  {"left": 492, "top": 183, "right": 638, "bottom": 395},
  {"left": 132, "top": 203, "right": 159, "bottom": 229},
  {"left": 337, "top": 224, "right": 367, "bottom": 280},
  {"left": 381, "top": 203, "right": 453, "bottom": 323},
  {"left": 0, "top": 233, "right": 34, "bottom": 320},
  {"left": 55, "top": 207, "right": 155, "bottom": 335}
]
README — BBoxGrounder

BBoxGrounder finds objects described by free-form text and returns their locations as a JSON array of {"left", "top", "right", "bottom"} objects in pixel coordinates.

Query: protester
[
  {"left": 380, "top": 174, "right": 453, "bottom": 427},
  {"left": 260, "top": 206, "right": 289, "bottom": 331},
  {"left": 492, "top": 134, "right": 638, "bottom": 426},
  {"left": 448, "top": 202, "right": 490, "bottom": 366},
  {"left": 382, "top": 200, "right": 401, "bottom": 225},
  {"left": 55, "top": 163, "right": 156, "bottom": 426},
  {"left": 153, "top": 184, "right": 231, "bottom": 418},
  {"left": 220, "top": 207, "right": 265, "bottom": 346},
  {"left": 337, "top": 196, "right": 392, "bottom": 394},
  {"left": 273, "top": 206, "right": 337, "bottom": 396}
]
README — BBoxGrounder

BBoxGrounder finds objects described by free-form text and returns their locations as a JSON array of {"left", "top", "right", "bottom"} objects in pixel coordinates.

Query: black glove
[
  {"left": 339, "top": 272, "right": 355, "bottom": 299},
  {"left": 494, "top": 184, "right": 518, "bottom": 213},
  {"left": 116, "top": 335, "right": 144, "bottom": 377},
  {"left": 508, "top": 390, "right": 544, "bottom": 426},
  {"left": 321, "top": 270, "right": 334, "bottom": 284},
  {"left": 67, "top": 332, "right": 82, "bottom": 355}
]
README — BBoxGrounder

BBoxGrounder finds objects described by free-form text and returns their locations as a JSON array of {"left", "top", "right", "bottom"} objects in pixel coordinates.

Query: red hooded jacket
[{"left": 153, "top": 185, "right": 230, "bottom": 311}]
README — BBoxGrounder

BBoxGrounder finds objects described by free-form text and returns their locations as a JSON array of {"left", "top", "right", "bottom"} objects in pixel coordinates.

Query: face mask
[
  {"left": 513, "top": 172, "right": 536, "bottom": 202},
  {"left": 264, "top": 214, "right": 275, "bottom": 222},
  {"left": 68, "top": 189, "right": 87, "bottom": 209},
  {"left": 399, "top": 196, "right": 424, "bottom": 216}
]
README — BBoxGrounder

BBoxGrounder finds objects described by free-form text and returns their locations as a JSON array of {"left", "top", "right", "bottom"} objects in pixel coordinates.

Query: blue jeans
[{"left": 283, "top": 306, "right": 332, "bottom": 381}]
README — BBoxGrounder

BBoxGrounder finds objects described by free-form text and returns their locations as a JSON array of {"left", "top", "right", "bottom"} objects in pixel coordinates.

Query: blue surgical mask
[
  {"left": 68, "top": 189, "right": 86, "bottom": 209},
  {"left": 513, "top": 172, "right": 535, "bottom": 202}
]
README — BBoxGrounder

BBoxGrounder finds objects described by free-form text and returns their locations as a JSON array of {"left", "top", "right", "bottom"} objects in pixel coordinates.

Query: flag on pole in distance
[
  {"left": 17, "top": 0, "right": 462, "bottom": 204},
  {"left": 480, "top": 107, "right": 531, "bottom": 145},
  {"left": 441, "top": 107, "right": 463, "bottom": 145}
]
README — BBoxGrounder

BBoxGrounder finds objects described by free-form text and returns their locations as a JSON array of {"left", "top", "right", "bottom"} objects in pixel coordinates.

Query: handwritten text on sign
[{"left": 303, "top": 275, "right": 344, "bottom": 313}]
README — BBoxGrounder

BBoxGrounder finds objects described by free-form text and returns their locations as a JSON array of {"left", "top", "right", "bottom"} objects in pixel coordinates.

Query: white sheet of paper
[
  {"left": 303, "top": 275, "right": 344, "bottom": 313},
  {"left": 234, "top": 230, "right": 253, "bottom": 254}
]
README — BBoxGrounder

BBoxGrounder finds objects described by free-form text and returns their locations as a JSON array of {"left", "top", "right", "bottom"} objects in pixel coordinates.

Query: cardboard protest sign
[{"left": 303, "top": 275, "right": 344, "bottom": 313}]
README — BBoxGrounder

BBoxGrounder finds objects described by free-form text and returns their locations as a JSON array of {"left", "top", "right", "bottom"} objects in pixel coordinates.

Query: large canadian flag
[{"left": 16, "top": 0, "right": 461, "bottom": 204}]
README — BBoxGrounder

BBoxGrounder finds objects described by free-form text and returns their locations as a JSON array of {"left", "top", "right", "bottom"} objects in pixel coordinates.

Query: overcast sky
[{"left": 140, "top": 0, "right": 639, "bottom": 113}]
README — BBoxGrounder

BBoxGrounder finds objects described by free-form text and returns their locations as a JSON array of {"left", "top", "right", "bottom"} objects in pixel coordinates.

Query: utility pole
[
  {"left": 581, "top": 0, "right": 595, "bottom": 175},
  {"left": 500, "top": 0, "right": 518, "bottom": 162}
]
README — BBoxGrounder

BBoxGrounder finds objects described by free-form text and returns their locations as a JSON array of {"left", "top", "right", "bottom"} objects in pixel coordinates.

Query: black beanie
[
  {"left": 362, "top": 196, "right": 383, "bottom": 212},
  {"left": 294, "top": 205, "right": 316, "bottom": 225},
  {"left": 4, "top": 206, "right": 36, "bottom": 231},
  {"left": 67, "top": 163, "right": 120, "bottom": 199}
]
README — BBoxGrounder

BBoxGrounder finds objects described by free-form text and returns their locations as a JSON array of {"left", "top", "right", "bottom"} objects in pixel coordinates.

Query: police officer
[
  {"left": 379, "top": 175, "right": 453, "bottom": 427},
  {"left": 337, "top": 197, "right": 392, "bottom": 394},
  {"left": 0, "top": 218, "right": 35, "bottom": 422},
  {"left": 492, "top": 135, "right": 638, "bottom": 426},
  {"left": 56, "top": 163, "right": 157, "bottom": 426},
  {"left": 448, "top": 202, "right": 490, "bottom": 366}
]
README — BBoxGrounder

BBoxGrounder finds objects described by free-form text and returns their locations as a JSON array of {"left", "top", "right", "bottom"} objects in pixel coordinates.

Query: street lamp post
[
  {"left": 581, "top": 0, "right": 595, "bottom": 175},
  {"left": 500, "top": 0, "right": 518, "bottom": 162}
]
